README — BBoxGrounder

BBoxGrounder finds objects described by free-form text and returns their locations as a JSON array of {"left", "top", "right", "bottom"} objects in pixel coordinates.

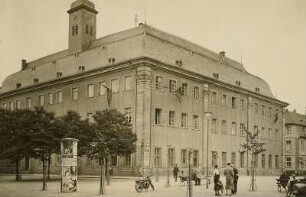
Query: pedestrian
[
  {"left": 232, "top": 164, "right": 239, "bottom": 195},
  {"left": 223, "top": 162, "right": 234, "bottom": 196},
  {"left": 173, "top": 164, "right": 179, "bottom": 182},
  {"left": 213, "top": 165, "right": 222, "bottom": 196},
  {"left": 286, "top": 174, "right": 297, "bottom": 197},
  {"left": 192, "top": 169, "right": 201, "bottom": 185}
]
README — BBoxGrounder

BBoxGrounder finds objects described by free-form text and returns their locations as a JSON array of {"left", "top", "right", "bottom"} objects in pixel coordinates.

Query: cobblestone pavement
[{"left": 0, "top": 174, "right": 288, "bottom": 197}]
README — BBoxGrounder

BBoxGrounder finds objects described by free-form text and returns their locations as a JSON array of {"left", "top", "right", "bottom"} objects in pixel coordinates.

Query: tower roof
[{"left": 68, "top": 0, "right": 98, "bottom": 14}]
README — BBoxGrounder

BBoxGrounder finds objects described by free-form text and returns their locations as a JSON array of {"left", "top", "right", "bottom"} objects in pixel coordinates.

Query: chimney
[
  {"left": 293, "top": 109, "right": 297, "bottom": 113},
  {"left": 21, "top": 59, "right": 27, "bottom": 70},
  {"left": 219, "top": 51, "right": 226, "bottom": 60}
]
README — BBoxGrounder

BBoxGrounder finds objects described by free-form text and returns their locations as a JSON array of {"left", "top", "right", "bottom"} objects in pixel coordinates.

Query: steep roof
[
  {"left": 285, "top": 111, "right": 306, "bottom": 126},
  {"left": 0, "top": 24, "right": 281, "bottom": 102}
]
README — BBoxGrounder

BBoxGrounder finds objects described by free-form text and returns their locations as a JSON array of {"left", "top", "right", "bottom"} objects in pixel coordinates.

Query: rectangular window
[
  {"left": 26, "top": 98, "right": 31, "bottom": 108},
  {"left": 212, "top": 91, "right": 217, "bottom": 104},
  {"left": 268, "top": 154, "right": 272, "bottom": 168},
  {"left": 240, "top": 123, "right": 245, "bottom": 136},
  {"left": 193, "top": 86, "right": 199, "bottom": 100},
  {"left": 254, "top": 126, "right": 258, "bottom": 135},
  {"left": 193, "top": 115, "right": 199, "bottom": 130},
  {"left": 221, "top": 120, "right": 227, "bottom": 134},
  {"left": 261, "top": 154, "right": 265, "bottom": 168},
  {"left": 155, "top": 108, "right": 162, "bottom": 125},
  {"left": 231, "top": 122, "right": 237, "bottom": 135},
  {"left": 111, "top": 79, "right": 119, "bottom": 93},
  {"left": 269, "top": 107, "right": 272, "bottom": 116},
  {"left": 222, "top": 152, "right": 227, "bottom": 168},
  {"left": 57, "top": 91, "right": 63, "bottom": 103},
  {"left": 255, "top": 103, "right": 259, "bottom": 114},
  {"left": 39, "top": 95, "right": 44, "bottom": 106},
  {"left": 231, "top": 152, "right": 236, "bottom": 166},
  {"left": 2, "top": 103, "right": 7, "bottom": 109},
  {"left": 155, "top": 76, "right": 163, "bottom": 91},
  {"left": 72, "top": 87, "right": 78, "bottom": 100},
  {"left": 275, "top": 129, "right": 279, "bottom": 141},
  {"left": 124, "top": 76, "right": 132, "bottom": 90},
  {"left": 261, "top": 105, "right": 265, "bottom": 116},
  {"left": 154, "top": 148, "right": 162, "bottom": 167},
  {"left": 240, "top": 152, "right": 245, "bottom": 168},
  {"left": 124, "top": 107, "right": 132, "bottom": 123},
  {"left": 193, "top": 150, "right": 199, "bottom": 166},
  {"left": 48, "top": 92, "right": 54, "bottom": 104},
  {"left": 211, "top": 118, "right": 217, "bottom": 133},
  {"left": 240, "top": 99, "right": 245, "bottom": 111},
  {"left": 111, "top": 156, "right": 117, "bottom": 166},
  {"left": 212, "top": 151, "right": 218, "bottom": 167},
  {"left": 285, "top": 140, "right": 292, "bottom": 150},
  {"left": 87, "top": 84, "right": 94, "bottom": 98},
  {"left": 221, "top": 94, "right": 227, "bottom": 107},
  {"left": 285, "top": 126, "right": 291, "bottom": 134},
  {"left": 268, "top": 128, "right": 272, "bottom": 139},
  {"left": 231, "top": 97, "right": 237, "bottom": 109},
  {"left": 301, "top": 139, "right": 305, "bottom": 151},
  {"left": 181, "top": 149, "right": 187, "bottom": 166},
  {"left": 182, "top": 83, "right": 188, "bottom": 96},
  {"left": 181, "top": 113, "right": 188, "bottom": 128},
  {"left": 168, "top": 148, "right": 175, "bottom": 167},
  {"left": 275, "top": 155, "right": 279, "bottom": 169},
  {"left": 286, "top": 157, "right": 292, "bottom": 168},
  {"left": 16, "top": 100, "right": 21, "bottom": 109},
  {"left": 99, "top": 82, "right": 106, "bottom": 95},
  {"left": 169, "top": 110, "right": 175, "bottom": 126},
  {"left": 124, "top": 154, "right": 131, "bottom": 166},
  {"left": 261, "top": 127, "right": 265, "bottom": 139},
  {"left": 169, "top": 80, "right": 176, "bottom": 94}
]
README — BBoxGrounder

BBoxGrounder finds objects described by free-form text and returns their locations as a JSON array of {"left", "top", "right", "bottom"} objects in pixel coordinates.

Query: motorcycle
[{"left": 135, "top": 176, "right": 154, "bottom": 193}]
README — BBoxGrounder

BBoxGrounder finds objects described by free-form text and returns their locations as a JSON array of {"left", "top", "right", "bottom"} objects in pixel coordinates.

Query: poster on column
[{"left": 61, "top": 138, "right": 78, "bottom": 193}]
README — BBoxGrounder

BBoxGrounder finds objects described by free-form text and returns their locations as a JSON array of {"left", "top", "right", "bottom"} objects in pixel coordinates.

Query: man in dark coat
[
  {"left": 173, "top": 164, "right": 179, "bottom": 182},
  {"left": 232, "top": 164, "right": 239, "bottom": 194}
]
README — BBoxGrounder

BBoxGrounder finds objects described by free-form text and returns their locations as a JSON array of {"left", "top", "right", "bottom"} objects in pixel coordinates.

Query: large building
[
  {"left": 0, "top": 0, "right": 288, "bottom": 176},
  {"left": 283, "top": 110, "right": 306, "bottom": 174}
]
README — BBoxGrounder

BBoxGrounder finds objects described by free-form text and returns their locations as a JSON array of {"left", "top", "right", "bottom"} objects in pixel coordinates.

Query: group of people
[
  {"left": 173, "top": 164, "right": 201, "bottom": 185},
  {"left": 213, "top": 163, "right": 239, "bottom": 196},
  {"left": 279, "top": 171, "right": 297, "bottom": 197}
]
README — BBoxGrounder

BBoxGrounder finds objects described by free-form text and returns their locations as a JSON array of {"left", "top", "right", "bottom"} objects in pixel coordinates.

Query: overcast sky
[{"left": 0, "top": 0, "right": 305, "bottom": 114}]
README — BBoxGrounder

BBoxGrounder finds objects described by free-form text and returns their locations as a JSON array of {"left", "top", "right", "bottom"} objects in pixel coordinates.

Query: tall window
[
  {"left": 286, "top": 157, "right": 292, "bottom": 168},
  {"left": 168, "top": 148, "right": 175, "bottom": 167},
  {"left": 181, "top": 149, "right": 187, "bottom": 166},
  {"left": 193, "top": 115, "right": 199, "bottom": 130},
  {"left": 261, "top": 127, "right": 265, "bottom": 139},
  {"left": 155, "top": 108, "right": 162, "bottom": 125},
  {"left": 193, "top": 86, "right": 199, "bottom": 100},
  {"left": 212, "top": 92, "right": 217, "bottom": 104},
  {"left": 111, "top": 79, "right": 119, "bottom": 93},
  {"left": 221, "top": 94, "right": 227, "bottom": 107},
  {"left": 261, "top": 154, "right": 265, "bottom": 168},
  {"left": 231, "top": 152, "right": 236, "bottom": 166},
  {"left": 211, "top": 118, "right": 217, "bottom": 133},
  {"left": 26, "top": 98, "right": 31, "bottom": 108},
  {"left": 99, "top": 82, "right": 106, "bottom": 95},
  {"left": 231, "top": 97, "right": 237, "bottom": 109},
  {"left": 240, "top": 123, "right": 245, "bottom": 136},
  {"left": 222, "top": 152, "right": 227, "bottom": 168},
  {"left": 275, "top": 129, "right": 279, "bottom": 141},
  {"left": 275, "top": 155, "right": 279, "bottom": 169},
  {"left": 169, "top": 80, "right": 176, "bottom": 94},
  {"left": 48, "top": 93, "right": 54, "bottom": 104},
  {"left": 181, "top": 83, "right": 188, "bottom": 96},
  {"left": 16, "top": 100, "right": 21, "bottom": 109},
  {"left": 124, "top": 76, "right": 132, "bottom": 90},
  {"left": 240, "top": 152, "right": 245, "bottom": 168},
  {"left": 261, "top": 105, "right": 265, "bottom": 116},
  {"left": 255, "top": 103, "right": 259, "bottom": 114},
  {"left": 221, "top": 120, "right": 227, "bottom": 134},
  {"left": 87, "top": 84, "right": 94, "bottom": 98},
  {"left": 212, "top": 151, "right": 218, "bottom": 167},
  {"left": 301, "top": 139, "right": 305, "bottom": 151},
  {"left": 124, "top": 154, "right": 131, "bottom": 166},
  {"left": 155, "top": 76, "right": 163, "bottom": 91},
  {"left": 154, "top": 148, "right": 162, "bottom": 167},
  {"left": 72, "top": 87, "right": 78, "bottom": 100},
  {"left": 285, "top": 140, "right": 292, "bottom": 150},
  {"left": 181, "top": 113, "right": 188, "bottom": 128},
  {"left": 193, "top": 150, "right": 199, "bottom": 166},
  {"left": 268, "top": 155, "right": 272, "bottom": 168},
  {"left": 124, "top": 107, "right": 132, "bottom": 123},
  {"left": 285, "top": 126, "right": 292, "bottom": 134},
  {"left": 57, "top": 91, "right": 63, "bottom": 103},
  {"left": 169, "top": 110, "right": 175, "bottom": 126},
  {"left": 2, "top": 103, "right": 7, "bottom": 109},
  {"left": 231, "top": 122, "right": 237, "bottom": 135},
  {"left": 39, "top": 95, "right": 44, "bottom": 106},
  {"left": 268, "top": 128, "right": 272, "bottom": 139},
  {"left": 240, "top": 99, "right": 245, "bottom": 111},
  {"left": 269, "top": 107, "right": 272, "bottom": 116}
]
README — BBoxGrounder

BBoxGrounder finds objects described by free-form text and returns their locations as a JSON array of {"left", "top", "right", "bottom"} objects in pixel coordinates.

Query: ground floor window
[
  {"left": 285, "top": 157, "right": 292, "bottom": 168},
  {"left": 154, "top": 147, "right": 162, "bottom": 167},
  {"left": 239, "top": 152, "right": 244, "bottom": 168},
  {"left": 181, "top": 149, "right": 187, "bottom": 166},
  {"left": 222, "top": 152, "right": 227, "bottom": 168}
]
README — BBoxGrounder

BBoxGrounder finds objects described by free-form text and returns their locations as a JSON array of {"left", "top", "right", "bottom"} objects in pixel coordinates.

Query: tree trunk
[
  {"left": 99, "top": 158, "right": 105, "bottom": 195},
  {"left": 47, "top": 155, "right": 51, "bottom": 180},
  {"left": 42, "top": 157, "right": 48, "bottom": 190},
  {"left": 15, "top": 159, "right": 21, "bottom": 181},
  {"left": 105, "top": 157, "right": 110, "bottom": 185},
  {"left": 249, "top": 154, "right": 256, "bottom": 191}
]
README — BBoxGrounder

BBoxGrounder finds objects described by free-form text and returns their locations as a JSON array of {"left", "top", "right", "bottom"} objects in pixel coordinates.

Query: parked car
[{"left": 292, "top": 178, "right": 306, "bottom": 197}]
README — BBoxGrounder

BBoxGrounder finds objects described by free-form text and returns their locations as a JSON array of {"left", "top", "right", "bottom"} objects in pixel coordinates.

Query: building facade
[
  {"left": 283, "top": 110, "right": 306, "bottom": 174},
  {"left": 0, "top": 0, "right": 288, "bottom": 176}
]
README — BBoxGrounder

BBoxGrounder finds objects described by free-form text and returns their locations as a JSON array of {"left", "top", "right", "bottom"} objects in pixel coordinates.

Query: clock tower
[{"left": 67, "top": 0, "right": 98, "bottom": 53}]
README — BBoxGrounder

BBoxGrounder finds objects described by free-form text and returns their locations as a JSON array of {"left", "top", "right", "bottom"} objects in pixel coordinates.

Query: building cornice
[{"left": 67, "top": 5, "right": 98, "bottom": 14}]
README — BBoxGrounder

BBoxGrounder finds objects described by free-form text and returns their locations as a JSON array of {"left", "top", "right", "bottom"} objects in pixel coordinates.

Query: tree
[
  {"left": 89, "top": 109, "right": 137, "bottom": 195},
  {"left": 241, "top": 127, "right": 266, "bottom": 191}
]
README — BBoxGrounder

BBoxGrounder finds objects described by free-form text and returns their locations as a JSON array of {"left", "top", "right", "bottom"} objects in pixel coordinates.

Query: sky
[{"left": 0, "top": 0, "right": 305, "bottom": 114}]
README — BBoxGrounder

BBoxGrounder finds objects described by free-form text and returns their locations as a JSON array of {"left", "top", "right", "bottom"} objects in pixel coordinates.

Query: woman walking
[{"left": 213, "top": 165, "right": 221, "bottom": 196}]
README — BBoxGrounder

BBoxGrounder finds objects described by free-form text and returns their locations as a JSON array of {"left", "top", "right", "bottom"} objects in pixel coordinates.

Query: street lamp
[
  {"left": 188, "top": 148, "right": 193, "bottom": 197},
  {"left": 204, "top": 111, "right": 212, "bottom": 189},
  {"left": 166, "top": 145, "right": 171, "bottom": 187}
]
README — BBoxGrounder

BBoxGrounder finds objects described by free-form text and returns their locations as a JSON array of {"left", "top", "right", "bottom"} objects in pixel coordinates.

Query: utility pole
[
  {"left": 166, "top": 145, "right": 171, "bottom": 187},
  {"left": 187, "top": 149, "right": 193, "bottom": 197}
]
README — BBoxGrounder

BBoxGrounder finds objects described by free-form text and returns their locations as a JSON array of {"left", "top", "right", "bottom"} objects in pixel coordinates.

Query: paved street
[{"left": 0, "top": 174, "right": 288, "bottom": 197}]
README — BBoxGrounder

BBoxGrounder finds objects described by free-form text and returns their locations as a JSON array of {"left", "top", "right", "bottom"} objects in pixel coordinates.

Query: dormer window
[
  {"left": 236, "top": 81, "right": 241, "bottom": 86},
  {"left": 108, "top": 58, "right": 115, "bottom": 64},
  {"left": 33, "top": 78, "right": 39, "bottom": 84},
  {"left": 78, "top": 66, "right": 85, "bottom": 71},
  {"left": 255, "top": 87, "right": 260, "bottom": 92},
  {"left": 176, "top": 60, "right": 183, "bottom": 67},
  {"left": 57, "top": 72, "right": 63, "bottom": 78},
  {"left": 213, "top": 73, "right": 219, "bottom": 79},
  {"left": 31, "top": 67, "right": 36, "bottom": 71},
  {"left": 16, "top": 83, "right": 22, "bottom": 89}
]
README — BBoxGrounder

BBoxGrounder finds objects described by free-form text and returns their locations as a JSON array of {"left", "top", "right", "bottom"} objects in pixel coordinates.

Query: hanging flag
[
  {"left": 175, "top": 87, "right": 183, "bottom": 102},
  {"left": 274, "top": 113, "right": 278, "bottom": 123},
  {"left": 101, "top": 84, "right": 112, "bottom": 107}
]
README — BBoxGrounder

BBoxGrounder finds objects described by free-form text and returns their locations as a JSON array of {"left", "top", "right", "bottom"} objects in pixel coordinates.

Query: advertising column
[{"left": 61, "top": 138, "right": 78, "bottom": 192}]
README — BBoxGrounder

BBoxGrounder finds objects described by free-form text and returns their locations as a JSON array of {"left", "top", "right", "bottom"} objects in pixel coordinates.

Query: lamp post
[
  {"left": 204, "top": 112, "right": 212, "bottom": 189},
  {"left": 188, "top": 148, "right": 193, "bottom": 197},
  {"left": 166, "top": 145, "right": 171, "bottom": 187}
]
